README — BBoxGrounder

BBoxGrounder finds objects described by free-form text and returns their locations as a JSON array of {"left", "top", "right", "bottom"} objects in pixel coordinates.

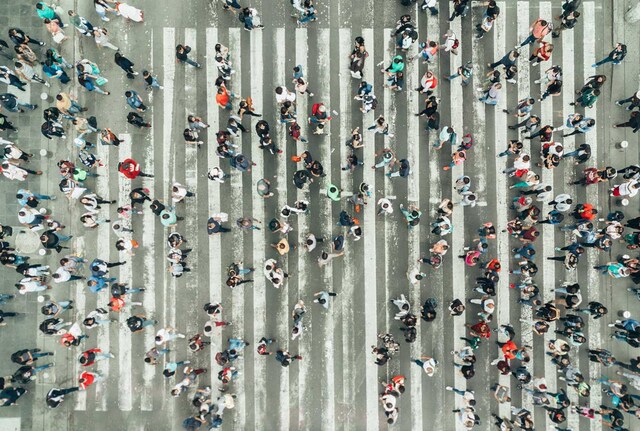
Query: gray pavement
[{"left": 0, "top": 1, "right": 639, "bottom": 430}]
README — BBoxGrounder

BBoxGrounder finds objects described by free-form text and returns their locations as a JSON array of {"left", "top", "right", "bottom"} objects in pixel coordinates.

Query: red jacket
[
  {"left": 470, "top": 322, "right": 491, "bottom": 339},
  {"left": 79, "top": 371, "right": 95, "bottom": 389},
  {"left": 118, "top": 158, "right": 141, "bottom": 179},
  {"left": 576, "top": 203, "right": 596, "bottom": 220},
  {"left": 80, "top": 348, "right": 101, "bottom": 367}
]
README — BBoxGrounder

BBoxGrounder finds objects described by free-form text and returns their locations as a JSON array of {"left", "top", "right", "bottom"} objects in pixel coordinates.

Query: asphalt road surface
[{"left": 0, "top": 1, "right": 639, "bottom": 430}]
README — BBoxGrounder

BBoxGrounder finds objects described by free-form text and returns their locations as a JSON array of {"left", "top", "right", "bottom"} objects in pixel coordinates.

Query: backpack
[
  {"left": 238, "top": 11, "right": 246, "bottom": 23},
  {"left": 311, "top": 103, "right": 322, "bottom": 116},
  {"left": 452, "top": 39, "right": 460, "bottom": 49}
]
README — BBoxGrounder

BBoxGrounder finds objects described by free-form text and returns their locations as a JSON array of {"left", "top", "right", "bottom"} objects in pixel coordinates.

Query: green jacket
[
  {"left": 36, "top": 3, "right": 55, "bottom": 20},
  {"left": 388, "top": 55, "right": 405, "bottom": 73}
]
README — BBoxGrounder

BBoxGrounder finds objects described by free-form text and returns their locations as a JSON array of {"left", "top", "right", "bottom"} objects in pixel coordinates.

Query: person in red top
[
  {"left": 108, "top": 297, "right": 126, "bottom": 312},
  {"left": 573, "top": 203, "right": 598, "bottom": 221},
  {"left": 79, "top": 371, "right": 104, "bottom": 390},
  {"left": 256, "top": 337, "right": 275, "bottom": 356},
  {"left": 60, "top": 332, "right": 87, "bottom": 348},
  {"left": 118, "top": 158, "right": 153, "bottom": 179},
  {"left": 529, "top": 41, "right": 553, "bottom": 66},
  {"left": 215, "top": 85, "right": 234, "bottom": 110},
  {"left": 499, "top": 340, "right": 518, "bottom": 361},
  {"left": 78, "top": 348, "right": 114, "bottom": 366},
  {"left": 466, "top": 321, "right": 491, "bottom": 339}
]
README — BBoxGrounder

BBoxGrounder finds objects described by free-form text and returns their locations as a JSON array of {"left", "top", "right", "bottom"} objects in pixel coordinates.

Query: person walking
[
  {"left": 593, "top": 43, "right": 627, "bottom": 68},
  {"left": 176, "top": 44, "right": 201, "bottom": 68}
]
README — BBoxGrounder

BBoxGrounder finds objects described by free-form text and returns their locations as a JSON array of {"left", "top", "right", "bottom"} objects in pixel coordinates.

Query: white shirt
[
  {"left": 377, "top": 198, "right": 393, "bottom": 214},
  {"left": 155, "top": 328, "right": 172, "bottom": 345},
  {"left": 420, "top": 357, "right": 437, "bottom": 376},
  {"left": 275, "top": 88, "right": 296, "bottom": 104},
  {"left": 171, "top": 182, "right": 188, "bottom": 203},
  {"left": 553, "top": 193, "right": 572, "bottom": 212},
  {"left": 513, "top": 155, "right": 530, "bottom": 170},
  {"left": 53, "top": 267, "right": 72, "bottom": 283},
  {"left": 18, "top": 207, "right": 40, "bottom": 224},
  {"left": 208, "top": 167, "right": 225, "bottom": 183},
  {"left": 617, "top": 180, "right": 639, "bottom": 197},
  {"left": 1, "top": 163, "right": 27, "bottom": 181}
]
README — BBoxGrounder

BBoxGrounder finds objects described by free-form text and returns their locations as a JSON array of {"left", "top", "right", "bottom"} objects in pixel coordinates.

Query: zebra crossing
[{"left": 0, "top": 1, "right": 633, "bottom": 430}]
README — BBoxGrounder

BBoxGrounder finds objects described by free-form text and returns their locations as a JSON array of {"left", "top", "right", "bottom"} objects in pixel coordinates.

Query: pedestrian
[
  {"left": 593, "top": 43, "right": 627, "bottom": 68},
  {"left": 175, "top": 44, "right": 201, "bottom": 68},
  {"left": 114, "top": 52, "right": 138, "bottom": 79},
  {"left": 313, "top": 291, "right": 338, "bottom": 309},
  {"left": 516, "top": 18, "right": 552, "bottom": 48}
]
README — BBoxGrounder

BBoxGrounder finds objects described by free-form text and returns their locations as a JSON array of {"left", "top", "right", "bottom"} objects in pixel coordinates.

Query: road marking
[
  {"left": 140, "top": 27, "right": 156, "bottom": 413},
  {"left": 582, "top": 5, "right": 603, "bottom": 431},
  {"left": 320, "top": 25, "right": 336, "bottom": 431},
  {"left": 161, "top": 26, "right": 177, "bottom": 417},
  {"left": 205, "top": 25, "right": 222, "bottom": 392},
  {"left": 294, "top": 26, "right": 311, "bottom": 431},
  {"left": 448, "top": 16, "right": 467, "bottom": 431},
  {"left": 424, "top": 11, "right": 446, "bottom": 426},
  {"left": 270, "top": 26, "right": 290, "bottom": 431},
  {"left": 515, "top": 4, "right": 534, "bottom": 415},
  {"left": 361, "top": 27, "right": 379, "bottom": 431},
  {"left": 337, "top": 26, "right": 355, "bottom": 431},
  {"left": 250, "top": 28, "right": 267, "bottom": 426},
  {"left": 405, "top": 8, "right": 423, "bottom": 430},
  {"left": 560, "top": 15, "right": 581, "bottom": 431},
  {"left": 494, "top": 1, "right": 512, "bottom": 419},
  {"left": 94, "top": 85, "right": 112, "bottom": 412},
  {"left": 227, "top": 26, "right": 247, "bottom": 431},
  {"left": 117, "top": 134, "right": 133, "bottom": 411}
]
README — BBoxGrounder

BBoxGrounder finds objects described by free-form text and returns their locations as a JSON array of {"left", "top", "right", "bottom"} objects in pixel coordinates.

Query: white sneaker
[{"left": 445, "top": 386, "right": 453, "bottom": 391}]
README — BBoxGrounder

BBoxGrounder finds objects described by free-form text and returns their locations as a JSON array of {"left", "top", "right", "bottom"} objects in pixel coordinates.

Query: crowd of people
[{"left": 0, "top": 0, "right": 639, "bottom": 430}]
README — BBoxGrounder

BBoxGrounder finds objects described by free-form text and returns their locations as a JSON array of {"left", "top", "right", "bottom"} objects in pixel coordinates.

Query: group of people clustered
[{"left": 0, "top": 0, "right": 639, "bottom": 430}]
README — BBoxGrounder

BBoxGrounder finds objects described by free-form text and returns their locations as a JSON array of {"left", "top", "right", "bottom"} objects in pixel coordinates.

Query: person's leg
[
  {"left": 519, "top": 34, "right": 535, "bottom": 47},
  {"left": 413, "top": 359, "right": 425, "bottom": 367},
  {"left": 185, "top": 58, "right": 201, "bottom": 68},
  {"left": 96, "top": 352, "right": 113, "bottom": 360},
  {"left": 17, "top": 101, "right": 36, "bottom": 110},
  {"left": 141, "top": 319, "right": 156, "bottom": 328},
  {"left": 33, "top": 363, "right": 54, "bottom": 374},
  {"left": 593, "top": 57, "right": 613, "bottom": 67}
]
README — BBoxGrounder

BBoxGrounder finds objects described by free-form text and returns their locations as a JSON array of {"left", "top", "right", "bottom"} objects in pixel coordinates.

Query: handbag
[{"left": 96, "top": 76, "right": 108, "bottom": 86}]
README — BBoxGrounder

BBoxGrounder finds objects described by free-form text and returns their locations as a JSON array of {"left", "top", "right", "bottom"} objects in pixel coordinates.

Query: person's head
[
  {"left": 67, "top": 10, "right": 76, "bottom": 16},
  {"left": 79, "top": 356, "right": 88, "bottom": 365},
  {"left": 593, "top": 89, "right": 601, "bottom": 96},
  {"left": 125, "top": 91, "right": 132, "bottom": 97},
  {"left": 275, "top": 87, "right": 283, "bottom": 95}
]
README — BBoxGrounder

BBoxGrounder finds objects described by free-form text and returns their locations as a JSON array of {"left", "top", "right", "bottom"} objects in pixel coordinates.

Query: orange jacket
[{"left": 216, "top": 88, "right": 230, "bottom": 107}]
